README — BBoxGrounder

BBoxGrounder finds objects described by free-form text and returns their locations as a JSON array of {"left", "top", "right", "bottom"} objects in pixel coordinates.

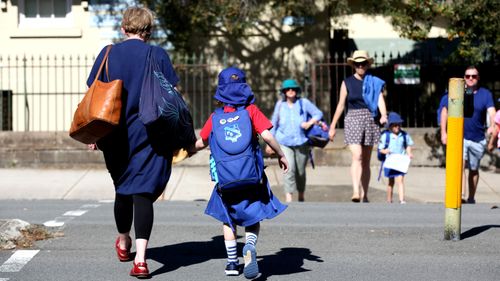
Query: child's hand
[
  {"left": 87, "top": 143, "right": 97, "bottom": 150},
  {"left": 381, "top": 148, "right": 390, "bottom": 155},
  {"left": 278, "top": 154, "right": 289, "bottom": 173},
  {"left": 408, "top": 152, "right": 414, "bottom": 159}
]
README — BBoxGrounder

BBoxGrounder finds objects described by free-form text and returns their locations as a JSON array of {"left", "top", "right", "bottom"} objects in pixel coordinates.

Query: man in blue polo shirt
[{"left": 440, "top": 66, "right": 496, "bottom": 203}]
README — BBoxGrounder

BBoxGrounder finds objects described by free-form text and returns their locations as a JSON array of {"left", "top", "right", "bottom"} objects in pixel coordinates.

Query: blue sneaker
[
  {"left": 242, "top": 244, "right": 258, "bottom": 279},
  {"left": 225, "top": 261, "right": 239, "bottom": 276}
]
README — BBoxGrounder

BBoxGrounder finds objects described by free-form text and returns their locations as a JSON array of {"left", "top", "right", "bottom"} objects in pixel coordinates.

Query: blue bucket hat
[
  {"left": 214, "top": 67, "right": 255, "bottom": 106},
  {"left": 280, "top": 79, "right": 302, "bottom": 94},
  {"left": 386, "top": 112, "right": 404, "bottom": 128}
]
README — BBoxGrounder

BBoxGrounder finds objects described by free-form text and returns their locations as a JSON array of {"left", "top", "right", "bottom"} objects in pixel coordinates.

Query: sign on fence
[{"left": 394, "top": 64, "right": 420, "bottom": 85}]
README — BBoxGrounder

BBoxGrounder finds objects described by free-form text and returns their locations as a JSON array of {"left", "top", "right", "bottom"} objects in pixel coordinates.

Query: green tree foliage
[
  {"left": 358, "top": 0, "right": 499, "bottom": 63},
  {"left": 142, "top": 0, "right": 319, "bottom": 54},
  {"left": 143, "top": 0, "right": 498, "bottom": 63}
]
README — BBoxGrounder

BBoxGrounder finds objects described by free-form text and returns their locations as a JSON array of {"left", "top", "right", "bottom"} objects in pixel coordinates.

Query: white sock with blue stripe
[
  {"left": 245, "top": 232, "right": 258, "bottom": 246},
  {"left": 224, "top": 240, "right": 238, "bottom": 264}
]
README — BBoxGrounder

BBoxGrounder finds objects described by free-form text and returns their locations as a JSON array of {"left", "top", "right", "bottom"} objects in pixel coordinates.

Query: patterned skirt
[{"left": 344, "top": 108, "right": 380, "bottom": 146}]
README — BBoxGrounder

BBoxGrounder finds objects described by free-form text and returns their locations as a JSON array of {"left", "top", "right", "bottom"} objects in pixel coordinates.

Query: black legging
[{"left": 114, "top": 193, "right": 154, "bottom": 240}]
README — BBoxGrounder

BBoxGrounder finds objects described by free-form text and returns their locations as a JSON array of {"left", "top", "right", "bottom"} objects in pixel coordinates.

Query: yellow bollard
[{"left": 444, "top": 78, "right": 464, "bottom": 241}]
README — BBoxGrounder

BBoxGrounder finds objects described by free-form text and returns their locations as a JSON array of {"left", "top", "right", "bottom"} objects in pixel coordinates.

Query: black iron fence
[
  {"left": 1, "top": 51, "right": 498, "bottom": 131},
  {"left": 306, "top": 52, "right": 500, "bottom": 129}
]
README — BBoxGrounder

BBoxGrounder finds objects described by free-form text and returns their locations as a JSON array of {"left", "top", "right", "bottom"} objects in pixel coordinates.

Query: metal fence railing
[
  {"left": 306, "top": 52, "right": 500, "bottom": 128},
  {"left": 1, "top": 51, "right": 498, "bottom": 132}
]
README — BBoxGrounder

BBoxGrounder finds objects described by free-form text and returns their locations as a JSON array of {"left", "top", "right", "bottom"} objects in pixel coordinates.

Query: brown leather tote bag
[{"left": 69, "top": 45, "right": 123, "bottom": 144}]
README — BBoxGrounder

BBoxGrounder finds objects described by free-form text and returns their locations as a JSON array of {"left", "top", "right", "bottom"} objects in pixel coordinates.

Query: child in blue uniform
[
  {"left": 378, "top": 112, "right": 414, "bottom": 204},
  {"left": 194, "top": 67, "right": 289, "bottom": 279}
]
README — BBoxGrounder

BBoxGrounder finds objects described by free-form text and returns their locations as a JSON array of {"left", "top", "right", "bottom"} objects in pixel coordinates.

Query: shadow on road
[
  {"left": 147, "top": 235, "right": 227, "bottom": 277},
  {"left": 254, "top": 247, "right": 323, "bottom": 280},
  {"left": 461, "top": 224, "right": 500, "bottom": 240},
  {"left": 146, "top": 236, "right": 323, "bottom": 279}
]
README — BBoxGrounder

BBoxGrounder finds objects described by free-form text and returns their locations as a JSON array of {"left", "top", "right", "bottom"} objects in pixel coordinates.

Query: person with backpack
[
  {"left": 265, "top": 79, "right": 324, "bottom": 203},
  {"left": 85, "top": 7, "right": 186, "bottom": 278},
  {"left": 194, "top": 67, "right": 289, "bottom": 279},
  {"left": 378, "top": 112, "right": 414, "bottom": 204}
]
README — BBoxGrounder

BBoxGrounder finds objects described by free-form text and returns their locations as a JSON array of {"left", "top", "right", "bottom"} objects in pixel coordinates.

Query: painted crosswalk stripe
[
  {"left": 63, "top": 210, "right": 88, "bottom": 216},
  {"left": 0, "top": 250, "right": 39, "bottom": 272}
]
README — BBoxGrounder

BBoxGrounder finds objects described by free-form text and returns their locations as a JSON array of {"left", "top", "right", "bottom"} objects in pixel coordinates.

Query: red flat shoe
[
  {"left": 115, "top": 237, "right": 131, "bottom": 262},
  {"left": 130, "top": 261, "right": 149, "bottom": 278}
]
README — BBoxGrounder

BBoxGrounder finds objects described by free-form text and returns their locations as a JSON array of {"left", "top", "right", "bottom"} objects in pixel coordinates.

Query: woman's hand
[
  {"left": 328, "top": 127, "right": 336, "bottom": 142},
  {"left": 87, "top": 143, "right": 97, "bottom": 150},
  {"left": 379, "top": 114, "right": 388, "bottom": 125},
  {"left": 301, "top": 119, "right": 316, "bottom": 130},
  {"left": 278, "top": 154, "right": 289, "bottom": 173}
]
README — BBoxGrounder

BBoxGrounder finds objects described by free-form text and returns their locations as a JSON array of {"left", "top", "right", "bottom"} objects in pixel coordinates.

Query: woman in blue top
[
  {"left": 266, "top": 79, "right": 323, "bottom": 202},
  {"left": 328, "top": 50, "right": 388, "bottom": 203},
  {"left": 86, "top": 7, "right": 183, "bottom": 278}
]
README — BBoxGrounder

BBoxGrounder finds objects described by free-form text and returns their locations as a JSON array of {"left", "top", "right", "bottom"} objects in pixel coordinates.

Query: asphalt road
[{"left": 1, "top": 200, "right": 499, "bottom": 281}]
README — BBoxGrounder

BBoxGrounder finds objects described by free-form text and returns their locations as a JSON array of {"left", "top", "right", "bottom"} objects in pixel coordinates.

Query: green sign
[{"left": 394, "top": 64, "right": 420, "bottom": 85}]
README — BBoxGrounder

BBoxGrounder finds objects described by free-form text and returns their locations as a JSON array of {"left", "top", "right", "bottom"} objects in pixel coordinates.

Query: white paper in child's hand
[{"left": 383, "top": 154, "right": 411, "bottom": 173}]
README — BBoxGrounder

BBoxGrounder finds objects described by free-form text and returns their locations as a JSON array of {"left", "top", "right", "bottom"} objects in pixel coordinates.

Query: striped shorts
[{"left": 344, "top": 108, "right": 380, "bottom": 146}]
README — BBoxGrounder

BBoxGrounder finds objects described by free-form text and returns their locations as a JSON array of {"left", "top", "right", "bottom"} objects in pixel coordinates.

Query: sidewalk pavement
[{"left": 1, "top": 165, "right": 500, "bottom": 204}]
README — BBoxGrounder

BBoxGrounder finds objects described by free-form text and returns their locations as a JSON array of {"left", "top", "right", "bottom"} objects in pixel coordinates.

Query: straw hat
[{"left": 347, "top": 50, "right": 374, "bottom": 67}]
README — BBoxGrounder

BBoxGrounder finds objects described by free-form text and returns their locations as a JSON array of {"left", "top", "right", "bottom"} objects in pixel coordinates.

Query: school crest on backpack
[{"left": 209, "top": 107, "right": 264, "bottom": 191}]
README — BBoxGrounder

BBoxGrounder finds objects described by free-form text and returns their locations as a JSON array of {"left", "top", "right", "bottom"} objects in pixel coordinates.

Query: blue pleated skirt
[{"left": 204, "top": 174, "right": 287, "bottom": 229}]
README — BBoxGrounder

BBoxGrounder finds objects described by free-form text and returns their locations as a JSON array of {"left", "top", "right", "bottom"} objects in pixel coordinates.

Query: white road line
[
  {"left": 80, "top": 204, "right": 100, "bottom": 208},
  {"left": 63, "top": 210, "right": 88, "bottom": 216},
  {"left": 0, "top": 278, "right": 10, "bottom": 281},
  {"left": 0, "top": 250, "right": 39, "bottom": 272},
  {"left": 43, "top": 220, "right": 65, "bottom": 227},
  {"left": 99, "top": 199, "right": 114, "bottom": 203}
]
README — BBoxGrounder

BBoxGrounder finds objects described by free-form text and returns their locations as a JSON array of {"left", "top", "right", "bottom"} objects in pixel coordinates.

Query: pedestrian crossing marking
[{"left": 0, "top": 250, "right": 39, "bottom": 272}]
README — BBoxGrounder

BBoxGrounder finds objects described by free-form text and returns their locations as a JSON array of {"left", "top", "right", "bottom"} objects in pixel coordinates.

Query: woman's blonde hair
[{"left": 121, "top": 7, "right": 154, "bottom": 40}]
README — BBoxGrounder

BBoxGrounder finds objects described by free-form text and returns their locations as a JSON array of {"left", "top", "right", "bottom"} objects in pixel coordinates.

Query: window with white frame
[{"left": 18, "top": 0, "right": 73, "bottom": 28}]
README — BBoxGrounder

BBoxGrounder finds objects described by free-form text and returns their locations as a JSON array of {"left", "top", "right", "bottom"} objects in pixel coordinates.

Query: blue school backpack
[
  {"left": 377, "top": 130, "right": 407, "bottom": 162},
  {"left": 209, "top": 106, "right": 264, "bottom": 191}
]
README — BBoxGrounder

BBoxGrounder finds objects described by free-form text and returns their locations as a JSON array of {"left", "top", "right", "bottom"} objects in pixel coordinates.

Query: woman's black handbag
[{"left": 139, "top": 47, "right": 196, "bottom": 153}]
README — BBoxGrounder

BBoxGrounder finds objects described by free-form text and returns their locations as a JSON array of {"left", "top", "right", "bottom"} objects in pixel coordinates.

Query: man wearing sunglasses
[{"left": 440, "top": 66, "right": 496, "bottom": 203}]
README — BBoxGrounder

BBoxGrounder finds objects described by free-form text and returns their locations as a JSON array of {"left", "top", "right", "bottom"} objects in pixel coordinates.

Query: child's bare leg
[
  {"left": 387, "top": 177, "right": 395, "bottom": 203},
  {"left": 396, "top": 176, "right": 405, "bottom": 203},
  {"left": 223, "top": 223, "right": 236, "bottom": 240},
  {"left": 285, "top": 192, "right": 293, "bottom": 203}
]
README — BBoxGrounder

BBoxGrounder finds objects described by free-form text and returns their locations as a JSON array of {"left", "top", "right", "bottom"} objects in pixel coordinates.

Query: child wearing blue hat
[
  {"left": 378, "top": 112, "right": 414, "bottom": 204},
  {"left": 194, "top": 67, "right": 289, "bottom": 279}
]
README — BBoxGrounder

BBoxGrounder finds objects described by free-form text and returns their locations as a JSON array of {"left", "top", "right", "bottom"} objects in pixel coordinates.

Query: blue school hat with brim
[
  {"left": 214, "top": 67, "right": 255, "bottom": 106},
  {"left": 386, "top": 112, "right": 404, "bottom": 128}
]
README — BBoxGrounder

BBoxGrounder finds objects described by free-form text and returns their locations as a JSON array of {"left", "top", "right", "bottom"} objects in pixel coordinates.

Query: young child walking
[
  {"left": 194, "top": 67, "right": 289, "bottom": 279},
  {"left": 378, "top": 112, "right": 414, "bottom": 204}
]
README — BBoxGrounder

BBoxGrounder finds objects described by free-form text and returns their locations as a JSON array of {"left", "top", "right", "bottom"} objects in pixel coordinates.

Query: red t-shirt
[{"left": 199, "top": 104, "right": 272, "bottom": 142}]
